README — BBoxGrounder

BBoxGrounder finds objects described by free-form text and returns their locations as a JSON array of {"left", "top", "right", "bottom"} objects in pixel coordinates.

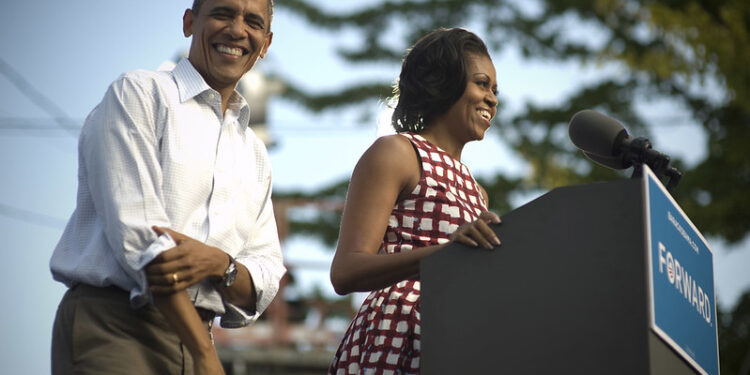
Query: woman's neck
[{"left": 419, "top": 126, "right": 464, "bottom": 161}]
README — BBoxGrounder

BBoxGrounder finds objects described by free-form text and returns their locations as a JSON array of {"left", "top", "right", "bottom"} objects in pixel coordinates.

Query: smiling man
[{"left": 49, "top": 1, "right": 284, "bottom": 374}]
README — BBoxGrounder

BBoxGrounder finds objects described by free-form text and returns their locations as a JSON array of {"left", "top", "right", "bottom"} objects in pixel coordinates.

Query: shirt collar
[
  {"left": 227, "top": 90, "right": 251, "bottom": 129},
  {"left": 172, "top": 58, "right": 212, "bottom": 102},
  {"left": 172, "top": 58, "right": 251, "bottom": 129}
]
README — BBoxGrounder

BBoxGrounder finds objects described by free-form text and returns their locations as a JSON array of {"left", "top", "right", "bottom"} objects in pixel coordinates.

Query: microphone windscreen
[
  {"left": 568, "top": 110, "right": 628, "bottom": 157},
  {"left": 583, "top": 151, "right": 630, "bottom": 170}
]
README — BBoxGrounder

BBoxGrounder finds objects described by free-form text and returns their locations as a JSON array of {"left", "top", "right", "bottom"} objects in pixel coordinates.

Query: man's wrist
[
  {"left": 214, "top": 251, "right": 230, "bottom": 279},
  {"left": 215, "top": 253, "right": 237, "bottom": 287}
]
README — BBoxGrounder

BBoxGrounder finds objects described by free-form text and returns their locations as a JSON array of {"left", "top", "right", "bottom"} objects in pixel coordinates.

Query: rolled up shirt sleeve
[{"left": 81, "top": 74, "right": 174, "bottom": 302}]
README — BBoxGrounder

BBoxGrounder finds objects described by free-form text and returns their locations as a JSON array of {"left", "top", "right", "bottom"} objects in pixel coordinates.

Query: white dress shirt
[{"left": 50, "top": 58, "right": 286, "bottom": 328}]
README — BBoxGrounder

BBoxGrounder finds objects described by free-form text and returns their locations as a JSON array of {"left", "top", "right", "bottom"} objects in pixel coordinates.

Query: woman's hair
[{"left": 391, "top": 28, "right": 491, "bottom": 133}]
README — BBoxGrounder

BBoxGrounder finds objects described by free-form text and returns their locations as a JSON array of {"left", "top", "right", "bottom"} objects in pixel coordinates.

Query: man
[{"left": 50, "top": 1, "right": 284, "bottom": 374}]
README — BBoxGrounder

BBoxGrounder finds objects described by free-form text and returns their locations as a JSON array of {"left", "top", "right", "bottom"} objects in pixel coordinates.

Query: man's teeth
[
  {"left": 478, "top": 109, "right": 491, "bottom": 121},
  {"left": 217, "top": 45, "right": 243, "bottom": 56}
]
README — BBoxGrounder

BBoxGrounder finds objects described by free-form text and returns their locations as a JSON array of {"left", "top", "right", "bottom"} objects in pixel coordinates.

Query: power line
[
  {"left": 0, "top": 117, "right": 79, "bottom": 137},
  {"left": 0, "top": 57, "right": 80, "bottom": 137},
  {"left": 0, "top": 202, "right": 67, "bottom": 229}
]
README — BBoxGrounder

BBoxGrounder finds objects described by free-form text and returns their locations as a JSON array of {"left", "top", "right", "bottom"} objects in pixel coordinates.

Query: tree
[
  {"left": 718, "top": 292, "right": 750, "bottom": 374},
  {"left": 272, "top": 0, "right": 749, "bottom": 248}
]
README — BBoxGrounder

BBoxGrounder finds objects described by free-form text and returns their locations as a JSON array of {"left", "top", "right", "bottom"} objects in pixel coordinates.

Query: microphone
[
  {"left": 568, "top": 109, "right": 682, "bottom": 190},
  {"left": 568, "top": 109, "right": 630, "bottom": 164}
]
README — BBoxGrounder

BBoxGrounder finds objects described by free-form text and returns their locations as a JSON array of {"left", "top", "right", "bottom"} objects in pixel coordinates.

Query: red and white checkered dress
[{"left": 328, "top": 132, "right": 488, "bottom": 375}]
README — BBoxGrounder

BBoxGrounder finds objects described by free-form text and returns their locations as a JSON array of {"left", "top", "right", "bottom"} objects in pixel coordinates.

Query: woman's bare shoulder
[
  {"left": 357, "top": 133, "right": 415, "bottom": 166},
  {"left": 351, "top": 133, "right": 419, "bottom": 193},
  {"left": 370, "top": 133, "right": 413, "bottom": 153}
]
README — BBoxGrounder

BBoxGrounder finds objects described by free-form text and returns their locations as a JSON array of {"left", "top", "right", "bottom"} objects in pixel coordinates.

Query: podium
[{"left": 421, "top": 169, "right": 719, "bottom": 374}]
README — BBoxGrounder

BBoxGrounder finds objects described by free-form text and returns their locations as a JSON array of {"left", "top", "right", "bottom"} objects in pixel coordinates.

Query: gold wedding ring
[{"left": 172, "top": 273, "right": 179, "bottom": 284}]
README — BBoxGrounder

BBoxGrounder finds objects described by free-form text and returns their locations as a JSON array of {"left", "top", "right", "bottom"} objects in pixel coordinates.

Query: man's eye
[{"left": 245, "top": 19, "right": 264, "bottom": 29}]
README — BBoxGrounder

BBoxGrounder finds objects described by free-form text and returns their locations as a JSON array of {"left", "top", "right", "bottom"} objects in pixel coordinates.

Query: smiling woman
[
  {"left": 327, "top": 28, "right": 502, "bottom": 374},
  {"left": 392, "top": 28, "right": 497, "bottom": 137}
]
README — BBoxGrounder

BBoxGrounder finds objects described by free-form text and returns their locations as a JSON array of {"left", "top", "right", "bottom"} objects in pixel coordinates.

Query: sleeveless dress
[{"left": 328, "top": 132, "right": 488, "bottom": 375}]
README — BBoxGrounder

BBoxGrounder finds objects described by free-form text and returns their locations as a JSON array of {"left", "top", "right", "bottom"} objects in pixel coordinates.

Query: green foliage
[
  {"left": 273, "top": 0, "right": 750, "bottom": 246},
  {"left": 718, "top": 291, "right": 750, "bottom": 374},
  {"left": 274, "top": 180, "right": 349, "bottom": 246},
  {"left": 282, "top": 81, "right": 392, "bottom": 112}
]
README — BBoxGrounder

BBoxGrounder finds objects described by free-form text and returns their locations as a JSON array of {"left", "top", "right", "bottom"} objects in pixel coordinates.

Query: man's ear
[
  {"left": 183, "top": 9, "right": 194, "bottom": 37},
  {"left": 259, "top": 32, "right": 274, "bottom": 59}
]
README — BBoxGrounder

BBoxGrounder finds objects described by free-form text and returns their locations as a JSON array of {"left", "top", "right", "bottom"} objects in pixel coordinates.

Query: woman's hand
[{"left": 449, "top": 210, "right": 501, "bottom": 249}]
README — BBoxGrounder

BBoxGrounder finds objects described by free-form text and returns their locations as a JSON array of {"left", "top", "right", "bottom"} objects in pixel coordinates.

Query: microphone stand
[{"left": 624, "top": 137, "right": 682, "bottom": 192}]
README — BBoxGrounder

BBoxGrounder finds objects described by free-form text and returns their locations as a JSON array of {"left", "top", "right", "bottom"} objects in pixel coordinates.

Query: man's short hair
[{"left": 191, "top": 0, "right": 274, "bottom": 32}]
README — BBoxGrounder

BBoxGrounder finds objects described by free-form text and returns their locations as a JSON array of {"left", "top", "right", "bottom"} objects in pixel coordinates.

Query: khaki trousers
[{"left": 51, "top": 284, "right": 208, "bottom": 375}]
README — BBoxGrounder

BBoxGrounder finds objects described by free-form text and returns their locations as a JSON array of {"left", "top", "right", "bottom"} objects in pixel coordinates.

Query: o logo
[{"left": 666, "top": 251, "right": 675, "bottom": 284}]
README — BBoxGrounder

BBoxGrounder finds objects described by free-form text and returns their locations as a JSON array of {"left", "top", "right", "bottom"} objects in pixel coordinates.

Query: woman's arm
[{"left": 330, "top": 135, "right": 435, "bottom": 295}]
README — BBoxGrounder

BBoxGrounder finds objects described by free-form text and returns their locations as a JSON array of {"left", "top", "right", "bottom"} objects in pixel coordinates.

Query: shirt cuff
[
  {"left": 218, "top": 258, "right": 277, "bottom": 328},
  {"left": 219, "top": 303, "right": 260, "bottom": 328}
]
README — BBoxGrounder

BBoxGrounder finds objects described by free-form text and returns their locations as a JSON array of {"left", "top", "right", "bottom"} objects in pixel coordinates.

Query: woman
[{"left": 328, "top": 28, "right": 502, "bottom": 374}]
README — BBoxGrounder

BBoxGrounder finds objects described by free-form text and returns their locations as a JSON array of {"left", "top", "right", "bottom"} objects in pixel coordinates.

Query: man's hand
[
  {"left": 146, "top": 226, "right": 230, "bottom": 294},
  {"left": 152, "top": 291, "right": 225, "bottom": 375}
]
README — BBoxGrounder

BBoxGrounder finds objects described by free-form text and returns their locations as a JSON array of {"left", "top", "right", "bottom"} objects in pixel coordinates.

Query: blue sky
[{"left": 1, "top": 1, "right": 748, "bottom": 374}]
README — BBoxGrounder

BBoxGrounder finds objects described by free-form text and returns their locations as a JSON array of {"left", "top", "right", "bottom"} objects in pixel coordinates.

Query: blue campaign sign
[{"left": 644, "top": 166, "right": 719, "bottom": 375}]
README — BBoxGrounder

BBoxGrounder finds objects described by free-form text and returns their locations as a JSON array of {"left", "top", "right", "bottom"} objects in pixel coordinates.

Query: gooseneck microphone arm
[
  {"left": 620, "top": 136, "right": 682, "bottom": 190},
  {"left": 622, "top": 137, "right": 666, "bottom": 176}
]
